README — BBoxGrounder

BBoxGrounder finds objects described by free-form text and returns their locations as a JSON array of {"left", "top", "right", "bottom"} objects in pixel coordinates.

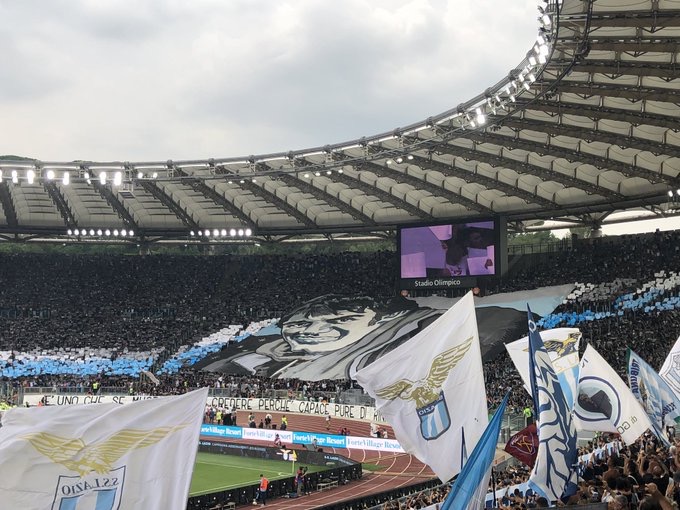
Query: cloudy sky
[{"left": 0, "top": 0, "right": 539, "bottom": 163}]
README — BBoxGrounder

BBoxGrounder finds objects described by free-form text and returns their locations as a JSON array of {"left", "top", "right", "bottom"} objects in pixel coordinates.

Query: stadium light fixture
[
  {"left": 220, "top": 229, "right": 227, "bottom": 236},
  {"left": 27, "top": 170, "right": 35, "bottom": 184},
  {"left": 11, "top": 170, "right": 18, "bottom": 184},
  {"left": 229, "top": 228, "right": 236, "bottom": 236},
  {"left": 89, "top": 229, "right": 95, "bottom": 236},
  {"left": 137, "top": 171, "right": 144, "bottom": 179},
  {"left": 304, "top": 173, "right": 310, "bottom": 178},
  {"left": 129, "top": 230, "right": 134, "bottom": 237},
  {"left": 121, "top": 229, "right": 127, "bottom": 237},
  {"left": 67, "top": 229, "right": 72, "bottom": 235},
  {"left": 213, "top": 229, "right": 219, "bottom": 237},
  {"left": 245, "top": 228, "right": 252, "bottom": 236},
  {"left": 338, "top": 169, "right": 343, "bottom": 174},
  {"left": 46, "top": 170, "right": 55, "bottom": 180},
  {"left": 105, "top": 229, "right": 111, "bottom": 236},
  {"left": 190, "top": 230, "right": 195, "bottom": 236},
  {"left": 152, "top": 172, "right": 158, "bottom": 179},
  {"left": 113, "top": 171, "right": 122, "bottom": 186},
  {"left": 63, "top": 171, "right": 70, "bottom": 185},
  {"left": 475, "top": 107, "right": 486, "bottom": 125},
  {"left": 74, "top": 229, "right": 80, "bottom": 236},
  {"left": 238, "top": 228, "right": 244, "bottom": 236},
  {"left": 96, "top": 229, "right": 102, "bottom": 236},
  {"left": 204, "top": 229, "right": 210, "bottom": 237},
  {"left": 99, "top": 171, "right": 106, "bottom": 185},
  {"left": 113, "top": 229, "right": 119, "bottom": 236}
]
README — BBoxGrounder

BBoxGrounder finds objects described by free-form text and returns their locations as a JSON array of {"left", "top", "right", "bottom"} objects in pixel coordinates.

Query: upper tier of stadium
[{"left": 0, "top": 0, "right": 678, "bottom": 242}]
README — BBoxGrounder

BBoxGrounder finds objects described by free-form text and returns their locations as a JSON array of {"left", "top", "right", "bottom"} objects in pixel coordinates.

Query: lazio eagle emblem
[
  {"left": 374, "top": 337, "right": 473, "bottom": 440},
  {"left": 22, "top": 425, "right": 187, "bottom": 477}
]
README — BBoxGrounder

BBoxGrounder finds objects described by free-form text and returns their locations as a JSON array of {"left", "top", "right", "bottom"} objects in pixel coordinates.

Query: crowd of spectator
[{"left": 5, "top": 231, "right": 680, "bottom": 508}]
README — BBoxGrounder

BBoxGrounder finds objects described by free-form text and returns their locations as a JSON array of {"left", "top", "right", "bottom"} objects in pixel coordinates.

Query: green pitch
[{"left": 190, "top": 451, "right": 327, "bottom": 497}]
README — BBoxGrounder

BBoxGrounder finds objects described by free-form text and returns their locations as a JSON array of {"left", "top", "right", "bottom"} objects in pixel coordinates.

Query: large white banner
[
  {"left": 356, "top": 292, "right": 488, "bottom": 483},
  {"left": 0, "top": 388, "right": 207, "bottom": 510},
  {"left": 22, "top": 394, "right": 387, "bottom": 422},
  {"left": 574, "top": 345, "right": 651, "bottom": 444}
]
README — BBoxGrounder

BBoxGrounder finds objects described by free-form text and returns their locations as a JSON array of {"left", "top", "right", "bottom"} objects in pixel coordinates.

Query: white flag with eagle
[
  {"left": 355, "top": 292, "right": 488, "bottom": 483},
  {"left": 0, "top": 388, "right": 208, "bottom": 510}
]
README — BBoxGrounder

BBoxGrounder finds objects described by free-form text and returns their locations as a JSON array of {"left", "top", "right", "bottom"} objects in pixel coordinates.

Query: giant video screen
[{"left": 398, "top": 219, "right": 500, "bottom": 290}]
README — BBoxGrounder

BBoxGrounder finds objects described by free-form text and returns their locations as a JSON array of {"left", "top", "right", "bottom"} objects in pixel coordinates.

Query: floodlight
[
  {"left": 304, "top": 173, "right": 310, "bottom": 178},
  {"left": 238, "top": 229, "right": 244, "bottom": 236},
  {"left": 121, "top": 229, "right": 127, "bottom": 237},
  {"left": 220, "top": 229, "right": 227, "bottom": 236},
  {"left": 113, "top": 229, "right": 119, "bottom": 236},
  {"left": 97, "top": 229, "right": 102, "bottom": 236},
  {"left": 152, "top": 172, "right": 158, "bottom": 179},
  {"left": 229, "top": 228, "right": 236, "bottom": 236},
  {"left": 63, "top": 172, "right": 70, "bottom": 185},
  {"left": 338, "top": 169, "right": 343, "bottom": 173},
  {"left": 204, "top": 229, "right": 210, "bottom": 236},
  {"left": 396, "top": 157, "right": 403, "bottom": 164},
  {"left": 27, "top": 170, "right": 35, "bottom": 184},
  {"left": 11, "top": 170, "right": 18, "bottom": 184},
  {"left": 89, "top": 229, "right": 95, "bottom": 236},
  {"left": 99, "top": 172, "right": 106, "bottom": 185},
  {"left": 137, "top": 172, "right": 144, "bottom": 179},
  {"left": 105, "top": 229, "right": 111, "bottom": 236},
  {"left": 113, "top": 172, "right": 122, "bottom": 186},
  {"left": 46, "top": 170, "right": 55, "bottom": 180},
  {"left": 213, "top": 229, "right": 219, "bottom": 237},
  {"left": 245, "top": 228, "right": 252, "bottom": 236},
  {"left": 74, "top": 229, "right": 80, "bottom": 236},
  {"left": 67, "top": 229, "right": 73, "bottom": 235},
  {"left": 128, "top": 230, "right": 134, "bottom": 237},
  {"left": 475, "top": 108, "right": 486, "bottom": 125},
  {"left": 190, "top": 231, "right": 195, "bottom": 236}
]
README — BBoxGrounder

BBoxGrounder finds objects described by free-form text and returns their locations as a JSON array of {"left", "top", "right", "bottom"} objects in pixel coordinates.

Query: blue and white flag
[
  {"left": 356, "top": 292, "right": 488, "bottom": 483},
  {"left": 574, "top": 345, "right": 651, "bottom": 444},
  {"left": 627, "top": 348, "right": 680, "bottom": 446},
  {"left": 527, "top": 306, "right": 578, "bottom": 503},
  {"left": 506, "top": 328, "right": 581, "bottom": 409},
  {"left": 0, "top": 388, "right": 208, "bottom": 510},
  {"left": 660, "top": 335, "right": 680, "bottom": 400},
  {"left": 441, "top": 393, "right": 510, "bottom": 510}
]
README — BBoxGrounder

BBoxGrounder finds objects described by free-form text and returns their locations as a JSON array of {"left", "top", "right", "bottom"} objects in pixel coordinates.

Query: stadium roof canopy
[{"left": 1, "top": 0, "right": 680, "bottom": 244}]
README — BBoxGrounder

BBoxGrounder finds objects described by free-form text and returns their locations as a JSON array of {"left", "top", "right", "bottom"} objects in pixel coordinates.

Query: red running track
[{"left": 200, "top": 410, "right": 437, "bottom": 509}]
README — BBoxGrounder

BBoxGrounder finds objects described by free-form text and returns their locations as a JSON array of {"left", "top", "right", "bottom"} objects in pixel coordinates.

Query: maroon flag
[{"left": 504, "top": 423, "right": 538, "bottom": 468}]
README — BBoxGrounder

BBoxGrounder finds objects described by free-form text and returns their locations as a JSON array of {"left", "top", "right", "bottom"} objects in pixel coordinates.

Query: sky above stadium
[{"left": 0, "top": 0, "right": 539, "bottom": 162}]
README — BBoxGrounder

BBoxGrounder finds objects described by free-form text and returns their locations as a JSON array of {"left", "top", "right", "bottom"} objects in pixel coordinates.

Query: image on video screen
[{"left": 400, "top": 221, "right": 496, "bottom": 278}]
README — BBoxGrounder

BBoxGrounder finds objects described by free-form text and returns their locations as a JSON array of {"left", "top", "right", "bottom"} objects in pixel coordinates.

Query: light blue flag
[
  {"left": 440, "top": 392, "right": 510, "bottom": 510},
  {"left": 526, "top": 306, "right": 578, "bottom": 503},
  {"left": 627, "top": 348, "right": 680, "bottom": 447}
]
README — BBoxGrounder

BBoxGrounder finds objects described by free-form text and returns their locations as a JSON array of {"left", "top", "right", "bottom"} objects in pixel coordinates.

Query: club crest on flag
[
  {"left": 374, "top": 337, "right": 472, "bottom": 440},
  {"left": 575, "top": 376, "right": 622, "bottom": 425},
  {"left": 21, "top": 425, "right": 188, "bottom": 510},
  {"left": 52, "top": 466, "right": 125, "bottom": 510},
  {"left": 664, "top": 354, "right": 680, "bottom": 392}
]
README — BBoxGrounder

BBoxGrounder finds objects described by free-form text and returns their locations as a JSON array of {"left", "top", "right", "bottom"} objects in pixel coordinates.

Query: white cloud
[{"left": 0, "top": 0, "right": 539, "bottom": 161}]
